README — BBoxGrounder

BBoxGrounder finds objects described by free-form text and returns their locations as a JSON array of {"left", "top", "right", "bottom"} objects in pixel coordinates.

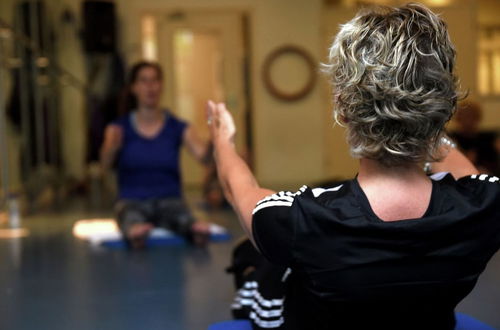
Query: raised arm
[
  {"left": 183, "top": 125, "right": 212, "bottom": 165},
  {"left": 429, "top": 137, "right": 479, "bottom": 179},
  {"left": 100, "top": 124, "right": 123, "bottom": 171},
  {"left": 207, "top": 101, "right": 274, "bottom": 242}
]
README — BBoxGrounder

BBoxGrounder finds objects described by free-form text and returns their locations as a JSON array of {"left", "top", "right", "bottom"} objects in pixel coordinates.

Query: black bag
[{"left": 227, "top": 238, "right": 290, "bottom": 329}]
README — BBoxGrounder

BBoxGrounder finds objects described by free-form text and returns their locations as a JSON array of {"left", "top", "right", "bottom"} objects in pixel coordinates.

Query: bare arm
[
  {"left": 183, "top": 125, "right": 212, "bottom": 165},
  {"left": 430, "top": 140, "right": 479, "bottom": 179},
  {"left": 100, "top": 124, "right": 123, "bottom": 171},
  {"left": 207, "top": 101, "right": 274, "bottom": 242}
]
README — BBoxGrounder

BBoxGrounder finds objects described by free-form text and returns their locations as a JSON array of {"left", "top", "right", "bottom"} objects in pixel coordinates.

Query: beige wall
[
  {"left": 252, "top": 0, "right": 325, "bottom": 189},
  {"left": 120, "top": 0, "right": 500, "bottom": 189},
  {"left": 322, "top": 0, "right": 500, "bottom": 179},
  {"left": 154, "top": 11, "right": 246, "bottom": 187},
  {"left": 439, "top": 2, "right": 478, "bottom": 96},
  {"left": 56, "top": 0, "right": 87, "bottom": 181},
  {"left": 1, "top": 0, "right": 499, "bottom": 192},
  {"left": 322, "top": 7, "right": 361, "bottom": 180},
  {"left": 477, "top": 0, "right": 500, "bottom": 129},
  {"left": 119, "top": 0, "right": 326, "bottom": 190}
]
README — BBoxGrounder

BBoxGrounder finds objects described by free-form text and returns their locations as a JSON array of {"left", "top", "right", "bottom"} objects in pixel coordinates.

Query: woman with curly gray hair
[{"left": 208, "top": 3, "right": 499, "bottom": 329}]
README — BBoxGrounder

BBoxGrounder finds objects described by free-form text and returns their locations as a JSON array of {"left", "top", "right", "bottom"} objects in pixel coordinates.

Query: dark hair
[{"left": 119, "top": 61, "right": 163, "bottom": 115}]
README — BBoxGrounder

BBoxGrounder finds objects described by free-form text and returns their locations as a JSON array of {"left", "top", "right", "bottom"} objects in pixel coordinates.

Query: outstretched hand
[
  {"left": 205, "top": 100, "right": 273, "bottom": 244},
  {"left": 206, "top": 100, "right": 236, "bottom": 146}
]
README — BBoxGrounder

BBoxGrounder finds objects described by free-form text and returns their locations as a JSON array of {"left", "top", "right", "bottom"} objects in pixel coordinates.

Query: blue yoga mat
[
  {"left": 207, "top": 320, "right": 252, "bottom": 330},
  {"left": 102, "top": 232, "right": 232, "bottom": 248},
  {"left": 207, "top": 314, "right": 494, "bottom": 330}
]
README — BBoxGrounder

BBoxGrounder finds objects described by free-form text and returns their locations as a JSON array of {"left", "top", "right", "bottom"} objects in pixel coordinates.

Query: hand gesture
[{"left": 206, "top": 101, "right": 236, "bottom": 146}]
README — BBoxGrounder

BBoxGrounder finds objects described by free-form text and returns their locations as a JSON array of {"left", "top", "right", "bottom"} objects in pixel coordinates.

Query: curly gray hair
[{"left": 323, "top": 3, "right": 460, "bottom": 166}]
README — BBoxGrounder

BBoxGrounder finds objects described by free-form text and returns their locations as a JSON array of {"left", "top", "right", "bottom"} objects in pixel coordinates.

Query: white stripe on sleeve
[{"left": 252, "top": 201, "right": 293, "bottom": 214}]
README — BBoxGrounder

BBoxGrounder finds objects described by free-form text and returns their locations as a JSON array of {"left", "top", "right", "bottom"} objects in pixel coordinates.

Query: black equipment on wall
[
  {"left": 7, "top": 0, "right": 61, "bottom": 172},
  {"left": 82, "top": 1, "right": 116, "bottom": 53}
]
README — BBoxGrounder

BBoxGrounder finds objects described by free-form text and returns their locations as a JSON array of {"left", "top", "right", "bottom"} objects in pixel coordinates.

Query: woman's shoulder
[
  {"left": 433, "top": 172, "right": 499, "bottom": 214},
  {"left": 457, "top": 173, "right": 499, "bottom": 183},
  {"left": 253, "top": 179, "right": 354, "bottom": 217},
  {"left": 165, "top": 109, "right": 188, "bottom": 127},
  {"left": 456, "top": 173, "right": 500, "bottom": 197},
  {"left": 433, "top": 172, "right": 499, "bottom": 191}
]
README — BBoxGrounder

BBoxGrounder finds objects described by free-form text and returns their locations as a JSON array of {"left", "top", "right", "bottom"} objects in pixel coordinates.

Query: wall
[
  {"left": 477, "top": 0, "right": 500, "bottom": 130},
  {"left": 74, "top": 0, "right": 500, "bottom": 188},
  {"left": 322, "top": 0, "right": 500, "bottom": 180},
  {"left": 1, "top": 0, "right": 499, "bottom": 193},
  {"left": 118, "top": 0, "right": 326, "bottom": 190},
  {"left": 0, "top": 0, "right": 22, "bottom": 191},
  {"left": 0, "top": 0, "right": 87, "bottom": 190},
  {"left": 56, "top": 0, "right": 87, "bottom": 182},
  {"left": 252, "top": 0, "right": 324, "bottom": 189},
  {"left": 321, "top": 7, "right": 361, "bottom": 181}
]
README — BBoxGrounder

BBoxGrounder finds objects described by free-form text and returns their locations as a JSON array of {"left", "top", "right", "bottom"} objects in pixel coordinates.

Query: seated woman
[
  {"left": 101, "top": 61, "right": 210, "bottom": 248},
  {"left": 207, "top": 3, "right": 499, "bottom": 330}
]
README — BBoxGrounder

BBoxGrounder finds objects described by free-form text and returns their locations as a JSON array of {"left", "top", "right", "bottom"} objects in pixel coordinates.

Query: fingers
[
  {"left": 217, "top": 103, "right": 235, "bottom": 133},
  {"left": 206, "top": 100, "right": 216, "bottom": 125},
  {"left": 207, "top": 100, "right": 225, "bottom": 126},
  {"left": 207, "top": 100, "right": 216, "bottom": 117},
  {"left": 206, "top": 101, "right": 236, "bottom": 142},
  {"left": 206, "top": 100, "right": 219, "bottom": 141}
]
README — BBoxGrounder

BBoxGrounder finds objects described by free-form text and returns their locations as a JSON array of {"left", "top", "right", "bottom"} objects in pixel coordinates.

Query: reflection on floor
[{"left": 0, "top": 195, "right": 498, "bottom": 330}]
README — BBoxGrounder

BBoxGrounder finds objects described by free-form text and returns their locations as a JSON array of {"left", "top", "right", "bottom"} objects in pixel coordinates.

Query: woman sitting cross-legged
[
  {"left": 101, "top": 62, "right": 211, "bottom": 248},
  {"left": 207, "top": 3, "right": 499, "bottom": 330}
]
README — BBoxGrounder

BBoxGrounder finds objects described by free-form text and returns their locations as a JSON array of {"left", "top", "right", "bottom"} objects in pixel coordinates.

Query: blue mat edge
[
  {"left": 102, "top": 233, "right": 232, "bottom": 249},
  {"left": 455, "top": 312, "right": 495, "bottom": 330},
  {"left": 207, "top": 314, "right": 494, "bottom": 330}
]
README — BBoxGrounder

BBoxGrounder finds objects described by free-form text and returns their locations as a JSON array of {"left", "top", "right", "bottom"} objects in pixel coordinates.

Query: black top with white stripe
[{"left": 252, "top": 173, "right": 500, "bottom": 330}]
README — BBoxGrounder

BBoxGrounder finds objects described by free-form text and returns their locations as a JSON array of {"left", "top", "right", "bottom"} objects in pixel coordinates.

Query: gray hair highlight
[{"left": 323, "top": 3, "right": 460, "bottom": 166}]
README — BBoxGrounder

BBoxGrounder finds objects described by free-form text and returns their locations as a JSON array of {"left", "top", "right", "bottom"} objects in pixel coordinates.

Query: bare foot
[
  {"left": 190, "top": 221, "right": 210, "bottom": 247},
  {"left": 127, "top": 223, "right": 154, "bottom": 249}
]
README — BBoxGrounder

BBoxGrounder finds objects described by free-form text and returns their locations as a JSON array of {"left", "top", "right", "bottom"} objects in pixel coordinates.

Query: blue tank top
[{"left": 114, "top": 111, "right": 187, "bottom": 200}]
